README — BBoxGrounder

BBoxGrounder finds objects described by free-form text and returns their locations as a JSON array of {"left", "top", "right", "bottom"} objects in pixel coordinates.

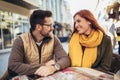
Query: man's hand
[
  {"left": 34, "top": 65, "right": 56, "bottom": 77},
  {"left": 45, "top": 60, "right": 55, "bottom": 66}
]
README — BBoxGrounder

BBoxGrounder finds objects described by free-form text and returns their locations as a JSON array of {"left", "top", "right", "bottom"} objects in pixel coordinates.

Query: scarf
[{"left": 69, "top": 30, "right": 103, "bottom": 67}]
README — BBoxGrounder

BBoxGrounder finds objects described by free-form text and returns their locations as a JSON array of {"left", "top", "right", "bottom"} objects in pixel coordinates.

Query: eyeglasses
[{"left": 42, "top": 23, "right": 54, "bottom": 27}]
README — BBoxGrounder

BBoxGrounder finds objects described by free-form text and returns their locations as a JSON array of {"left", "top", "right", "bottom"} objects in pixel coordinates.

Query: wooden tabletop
[{"left": 36, "top": 67, "right": 114, "bottom": 80}]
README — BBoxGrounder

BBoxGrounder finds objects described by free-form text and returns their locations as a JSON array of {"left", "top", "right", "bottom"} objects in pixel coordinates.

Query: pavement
[
  {"left": 0, "top": 52, "right": 10, "bottom": 78},
  {"left": 0, "top": 42, "right": 68, "bottom": 78}
]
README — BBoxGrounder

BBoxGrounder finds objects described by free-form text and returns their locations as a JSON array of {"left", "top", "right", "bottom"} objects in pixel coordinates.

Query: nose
[{"left": 75, "top": 22, "right": 79, "bottom": 28}]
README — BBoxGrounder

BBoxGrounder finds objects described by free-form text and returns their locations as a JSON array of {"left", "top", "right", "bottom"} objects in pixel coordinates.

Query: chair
[{"left": 110, "top": 53, "right": 120, "bottom": 73}]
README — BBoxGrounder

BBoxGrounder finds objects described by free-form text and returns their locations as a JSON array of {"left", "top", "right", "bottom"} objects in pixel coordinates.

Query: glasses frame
[{"left": 42, "top": 23, "right": 54, "bottom": 27}]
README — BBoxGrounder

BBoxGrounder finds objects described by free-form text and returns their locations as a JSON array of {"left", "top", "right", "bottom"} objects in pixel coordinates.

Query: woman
[{"left": 68, "top": 9, "right": 113, "bottom": 72}]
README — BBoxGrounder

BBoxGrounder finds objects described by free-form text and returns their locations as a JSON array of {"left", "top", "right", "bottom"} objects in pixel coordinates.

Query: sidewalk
[
  {"left": 0, "top": 52, "right": 10, "bottom": 77},
  {"left": 61, "top": 42, "right": 68, "bottom": 53}
]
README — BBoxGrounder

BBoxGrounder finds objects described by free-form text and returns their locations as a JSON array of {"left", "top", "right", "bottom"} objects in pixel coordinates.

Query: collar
[{"left": 30, "top": 31, "right": 52, "bottom": 44}]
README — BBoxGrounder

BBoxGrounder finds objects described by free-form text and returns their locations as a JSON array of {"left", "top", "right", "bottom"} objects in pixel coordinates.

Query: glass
[
  {"left": 114, "top": 70, "right": 120, "bottom": 80},
  {"left": 0, "top": 10, "right": 29, "bottom": 50},
  {"left": 0, "top": 11, "right": 13, "bottom": 49},
  {"left": 13, "top": 14, "right": 29, "bottom": 37},
  {"left": 23, "top": 23, "right": 29, "bottom": 33}
]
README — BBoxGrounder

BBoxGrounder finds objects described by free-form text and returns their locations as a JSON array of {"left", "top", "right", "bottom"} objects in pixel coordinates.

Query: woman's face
[{"left": 74, "top": 14, "right": 91, "bottom": 35}]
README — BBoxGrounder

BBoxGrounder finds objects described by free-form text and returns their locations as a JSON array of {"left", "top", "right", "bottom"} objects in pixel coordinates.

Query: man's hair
[{"left": 30, "top": 10, "right": 52, "bottom": 31}]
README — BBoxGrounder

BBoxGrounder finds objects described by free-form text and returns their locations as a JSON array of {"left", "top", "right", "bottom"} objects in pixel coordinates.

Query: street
[
  {"left": 0, "top": 52, "right": 10, "bottom": 78},
  {"left": 0, "top": 42, "right": 68, "bottom": 78}
]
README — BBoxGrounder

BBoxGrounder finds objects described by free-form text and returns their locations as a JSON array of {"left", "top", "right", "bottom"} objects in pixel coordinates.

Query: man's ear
[{"left": 36, "top": 24, "right": 42, "bottom": 30}]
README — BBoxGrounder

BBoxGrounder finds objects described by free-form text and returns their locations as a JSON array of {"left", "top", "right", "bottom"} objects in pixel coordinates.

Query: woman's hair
[{"left": 73, "top": 9, "right": 105, "bottom": 34}]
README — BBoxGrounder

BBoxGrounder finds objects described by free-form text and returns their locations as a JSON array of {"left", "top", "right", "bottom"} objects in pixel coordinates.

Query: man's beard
[{"left": 40, "top": 31, "right": 51, "bottom": 37}]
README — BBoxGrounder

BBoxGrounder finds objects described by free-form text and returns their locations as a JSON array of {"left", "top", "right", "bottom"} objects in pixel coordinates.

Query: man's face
[{"left": 40, "top": 17, "right": 54, "bottom": 37}]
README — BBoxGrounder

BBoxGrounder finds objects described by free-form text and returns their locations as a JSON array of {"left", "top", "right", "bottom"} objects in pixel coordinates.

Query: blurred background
[{"left": 0, "top": 0, "right": 120, "bottom": 77}]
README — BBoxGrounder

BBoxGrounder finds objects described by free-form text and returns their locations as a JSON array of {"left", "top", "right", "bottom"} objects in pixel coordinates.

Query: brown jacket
[{"left": 8, "top": 32, "right": 70, "bottom": 78}]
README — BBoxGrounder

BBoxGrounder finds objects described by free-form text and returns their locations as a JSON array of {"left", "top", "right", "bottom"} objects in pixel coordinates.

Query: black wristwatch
[{"left": 52, "top": 63, "right": 60, "bottom": 71}]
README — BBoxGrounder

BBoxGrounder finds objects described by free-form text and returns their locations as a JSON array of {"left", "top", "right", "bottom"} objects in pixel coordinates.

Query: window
[{"left": 0, "top": 10, "right": 29, "bottom": 50}]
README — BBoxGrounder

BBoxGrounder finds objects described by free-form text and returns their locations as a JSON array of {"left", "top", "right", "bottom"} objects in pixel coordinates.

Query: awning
[{"left": 3, "top": 0, "right": 40, "bottom": 9}]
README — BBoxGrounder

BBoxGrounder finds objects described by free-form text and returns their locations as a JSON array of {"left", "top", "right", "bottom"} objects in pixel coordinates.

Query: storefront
[
  {"left": 0, "top": 0, "right": 40, "bottom": 53},
  {"left": 0, "top": 10, "right": 29, "bottom": 50}
]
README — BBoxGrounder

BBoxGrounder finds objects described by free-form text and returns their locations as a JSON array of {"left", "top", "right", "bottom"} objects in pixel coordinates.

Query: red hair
[{"left": 73, "top": 9, "right": 105, "bottom": 34}]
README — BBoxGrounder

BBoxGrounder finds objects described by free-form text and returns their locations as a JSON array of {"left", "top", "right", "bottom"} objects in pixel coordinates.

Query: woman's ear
[{"left": 88, "top": 21, "right": 91, "bottom": 25}]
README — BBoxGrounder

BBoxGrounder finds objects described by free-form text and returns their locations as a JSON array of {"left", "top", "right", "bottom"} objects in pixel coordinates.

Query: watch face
[{"left": 55, "top": 64, "right": 60, "bottom": 70}]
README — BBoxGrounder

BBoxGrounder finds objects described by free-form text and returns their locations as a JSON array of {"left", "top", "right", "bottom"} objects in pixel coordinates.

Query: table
[
  {"left": 11, "top": 67, "right": 114, "bottom": 80},
  {"left": 36, "top": 67, "right": 114, "bottom": 80}
]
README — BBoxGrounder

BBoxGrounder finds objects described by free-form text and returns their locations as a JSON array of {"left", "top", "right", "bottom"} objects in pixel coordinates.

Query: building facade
[
  {"left": 0, "top": 0, "right": 40, "bottom": 53},
  {"left": 0, "top": 0, "right": 72, "bottom": 53}
]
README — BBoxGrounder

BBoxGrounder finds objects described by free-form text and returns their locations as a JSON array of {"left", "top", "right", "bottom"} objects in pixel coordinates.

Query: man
[{"left": 8, "top": 10, "right": 70, "bottom": 79}]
